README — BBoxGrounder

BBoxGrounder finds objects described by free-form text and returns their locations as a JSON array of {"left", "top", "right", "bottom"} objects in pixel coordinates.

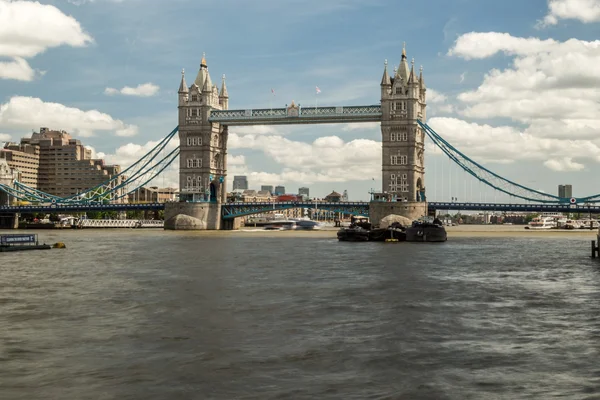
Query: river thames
[{"left": 1, "top": 228, "right": 599, "bottom": 399}]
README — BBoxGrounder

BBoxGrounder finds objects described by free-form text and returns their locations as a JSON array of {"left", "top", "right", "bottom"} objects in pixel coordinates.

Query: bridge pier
[
  {"left": 164, "top": 202, "right": 223, "bottom": 230},
  {"left": 0, "top": 213, "right": 18, "bottom": 229},
  {"left": 369, "top": 201, "right": 427, "bottom": 227}
]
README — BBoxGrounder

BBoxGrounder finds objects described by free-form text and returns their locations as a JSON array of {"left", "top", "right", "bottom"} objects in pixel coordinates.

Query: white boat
[{"left": 526, "top": 213, "right": 566, "bottom": 230}]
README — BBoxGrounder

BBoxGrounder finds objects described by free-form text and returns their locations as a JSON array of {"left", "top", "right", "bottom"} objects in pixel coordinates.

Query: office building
[
  {"left": 261, "top": 185, "right": 273, "bottom": 193},
  {"left": 298, "top": 187, "right": 310, "bottom": 197},
  {"left": 558, "top": 184, "right": 572, "bottom": 198},
  {"left": 233, "top": 175, "right": 248, "bottom": 190},
  {"left": 0, "top": 127, "right": 126, "bottom": 200},
  {"left": 274, "top": 185, "right": 285, "bottom": 195},
  {"left": 128, "top": 186, "right": 178, "bottom": 203}
]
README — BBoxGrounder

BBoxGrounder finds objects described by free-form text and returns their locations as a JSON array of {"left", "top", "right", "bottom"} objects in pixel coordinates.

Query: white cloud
[
  {"left": 427, "top": 89, "right": 448, "bottom": 103},
  {"left": 0, "top": 57, "right": 35, "bottom": 81},
  {"left": 0, "top": 96, "right": 138, "bottom": 137},
  {"left": 428, "top": 117, "right": 600, "bottom": 169},
  {"left": 543, "top": 157, "right": 585, "bottom": 171},
  {"left": 0, "top": 133, "right": 11, "bottom": 142},
  {"left": 446, "top": 33, "right": 600, "bottom": 144},
  {"left": 541, "top": 0, "right": 600, "bottom": 26},
  {"left": 227, "top": 130, "right": 381, "bottom": 184},
  {"left": 104, "top": 83, "right": 160, "bottom": 97},
  {"left": 0, "top": 0, "right": 93, "bottom": 81},
  {"left": 228, "top": 154, "right": 246, "bottom": 166}
]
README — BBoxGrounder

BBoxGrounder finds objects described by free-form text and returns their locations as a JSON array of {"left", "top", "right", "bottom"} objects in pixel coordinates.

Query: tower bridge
[
  {"left": 167, "top": 45, "right": 427, "bottom": 229},
  {"left": 2, "top": 44, "right": 598, "bottom": 229}
]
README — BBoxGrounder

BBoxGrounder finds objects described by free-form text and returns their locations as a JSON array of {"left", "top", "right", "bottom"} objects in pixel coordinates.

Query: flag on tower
[
  {"left": 271, "top": 88, "right": 275, "bottom": 95},
  {"left": 315, "top": 86, "right": 321, "bottom": 94}
]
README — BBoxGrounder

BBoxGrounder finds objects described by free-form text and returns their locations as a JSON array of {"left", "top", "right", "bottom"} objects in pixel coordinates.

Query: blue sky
[{"left": 1, "top": 0, "right": 600, "bottom": 200}]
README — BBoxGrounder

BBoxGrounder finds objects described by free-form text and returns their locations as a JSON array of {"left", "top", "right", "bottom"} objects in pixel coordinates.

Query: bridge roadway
[{"left": 1, "top": 201, "right": 599, "bottom": 217}]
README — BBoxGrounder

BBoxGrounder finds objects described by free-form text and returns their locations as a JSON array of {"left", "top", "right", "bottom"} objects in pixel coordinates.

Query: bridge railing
[{"left": 209, "top": 105, "right": 382, "bottom": 122}]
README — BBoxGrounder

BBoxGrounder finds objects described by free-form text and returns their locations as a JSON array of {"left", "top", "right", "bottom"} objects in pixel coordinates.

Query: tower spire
[
  {"left": 419, "top": 65, "right": 425, "bottom": 90},
  {"left": 220, "top": 74, "right": 229, "bottom": 98},
  {"left": 178, "top": 68, "right": 188, "bottom": 93},
  {"left": 398, "top": 42, "right": 410, "bottom": 82},
  {"left": 201, "top": 52, "right": 207, "bottom": 67},
  {"left": 380, "top": 59, "right": 391, "bottom": 86},
  {"left": 408, "top": 58, "right": 415, "bottom": 83}
]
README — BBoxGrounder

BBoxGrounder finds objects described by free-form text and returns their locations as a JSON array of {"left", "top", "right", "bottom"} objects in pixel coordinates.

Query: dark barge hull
[
  {"left": 405, "top": 225, "right": 447, "bottom": 242},
  {"left": 337, "top": 228, "right": 370, "bottom": 242}
]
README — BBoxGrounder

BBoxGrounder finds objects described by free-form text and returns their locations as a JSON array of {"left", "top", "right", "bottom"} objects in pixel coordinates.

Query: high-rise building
[
  {"left": 233, "top": 175, "right": 248, "bottom": 190},
  {"left": 261, "top": 185, "right": 273, "bottom": 193},
  {"left": 274, "top": 185, "right": 285, "bottom": 195},
  {"left": 558, "top": 184, "right": 572, "bottom": 198},
  {"left": 298, "top": 187, "right": 310, "bottom": 197},
  {"left": 0, "top": 127, "right": 126, "bottom": 200}
]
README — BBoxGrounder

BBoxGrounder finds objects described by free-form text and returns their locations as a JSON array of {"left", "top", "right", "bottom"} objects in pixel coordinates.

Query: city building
[
  {"left": 325, "top": 191, "right": 342, "bottom": 202},
  {"left": 261, "top": 185, "right": 273, "bottom": 194},
  {"left": 558, "top": 184, "right": 572, "bottom": 198},
  {"left": 298, "top": 187, "right": 310, "bottom": 197},
  {"left": 0, "top": 127, "right": 126, "bottom": 200},
  {"left": 274, "top": 185, "right": 285, "bottom": 195},
  {"left": 128, "top": 186, "right": 178, "bottom": 203},
  {"left": 233, "top": 175, "right": 248, "bottom": 190}
]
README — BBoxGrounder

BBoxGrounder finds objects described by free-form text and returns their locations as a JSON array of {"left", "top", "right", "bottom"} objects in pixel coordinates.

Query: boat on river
[
  {"left": 0, "top": 234, "right": 52, "bottom": 252},
  {"left": 405, "top": 220, "right": 447, "bottom": 242}
]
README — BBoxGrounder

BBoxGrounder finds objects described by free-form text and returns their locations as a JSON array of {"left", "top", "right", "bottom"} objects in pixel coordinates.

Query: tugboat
[{"left": 405, "top": 218, "right": 447, "bottom": 242}]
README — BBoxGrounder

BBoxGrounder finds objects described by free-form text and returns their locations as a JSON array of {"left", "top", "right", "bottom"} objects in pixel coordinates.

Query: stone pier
[{"left": 369, "top": 201, "right": 427, "bottom": 227}]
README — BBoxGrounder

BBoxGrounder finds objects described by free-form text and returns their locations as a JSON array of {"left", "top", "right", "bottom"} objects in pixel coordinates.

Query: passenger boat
[{"left": 0, "top": 234, "right": 52, "bottom": 252}]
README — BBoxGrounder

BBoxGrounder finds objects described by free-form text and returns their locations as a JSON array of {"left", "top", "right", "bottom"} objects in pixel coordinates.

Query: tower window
[
  {"left": 191, "top": 109, "right": 197, "bottom": 117},
  {"left": 400, "top": 132, "right": 408, "bottom": 141},
  {"left": 390, "top": 132, "right": 396, "bottom": 141},
  {"left": 390, "top": 155, "right": 398, "bottom": 165},
  {"left": 400, "top": 155, "right": 407, "bottom": 165},
  {"left": 191, "top": 95, "right": 198, "bottom": 102}
]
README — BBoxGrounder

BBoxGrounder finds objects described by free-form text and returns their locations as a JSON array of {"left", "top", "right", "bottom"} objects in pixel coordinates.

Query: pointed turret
[
  {"left": 194, "top": 52, "right": 212, "bottom": 89},
  {"left": 220, "top": 74, "right": 229, "bottom": 98},
  {"left": 178, "top": 69, "right": 188, "bottom": 93},
  {"left": 398, "top": 42, "right": 410, "bottom": 83},
  {"left": 408, "top": 58, "right": 415, "bottom": 84},
  {"left": 380, "top": 59, "right": 391, "bottom": 86},
  {"left": 419, "top": 65, "right": 425, "bottom": 90}
]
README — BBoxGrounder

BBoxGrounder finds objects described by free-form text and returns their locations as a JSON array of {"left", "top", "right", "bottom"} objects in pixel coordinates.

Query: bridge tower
[
  {"left": 370, "top": 43, "right": 428, "bottom": 223},
  {"left": 165, "top": 53, "right": 233, "bottom": 230}
]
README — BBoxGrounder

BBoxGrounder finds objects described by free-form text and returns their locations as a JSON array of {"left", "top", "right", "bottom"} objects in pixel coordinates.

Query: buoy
[{"left": 53, "top": 242, "right": 66, "bottom": 249}]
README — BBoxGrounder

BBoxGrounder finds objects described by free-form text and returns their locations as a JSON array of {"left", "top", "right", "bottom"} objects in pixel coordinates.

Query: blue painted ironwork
[
  {"left": 221, "top": 201, "right": 370, "bottom": 219},
  {"left": 0, "top": 202, "right": 165, "bottom": 214},
  {"left": 209, "top": 105, "right": 382, "bottom": 125},
  {"left": 428, "top": 202, "right": 600, "bottom": 213}
]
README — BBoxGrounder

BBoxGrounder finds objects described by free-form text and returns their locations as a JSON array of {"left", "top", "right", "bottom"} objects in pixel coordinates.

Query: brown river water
[{"left": 1, "top": 228, "right": 600, "bottom": 399}]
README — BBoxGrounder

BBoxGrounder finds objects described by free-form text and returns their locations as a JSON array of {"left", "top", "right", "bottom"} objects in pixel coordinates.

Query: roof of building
[{"left": 325, "top": 191, "right": 342, "bottom": 198}]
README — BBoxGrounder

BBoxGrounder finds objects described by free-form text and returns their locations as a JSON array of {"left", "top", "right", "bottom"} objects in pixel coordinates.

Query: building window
[
  {"left": 191, "top": 95, "right": 198, "bottom": 102},
  {"left": 390, "top": 132, "right": 396, "bottom": 141},
  {"left": 191, "top": 109, "right": 197, "bottom": 117},
  {"left": 400, "top": 132, "right": 408, "bottom": 141},
  {"left": 390, "top": 155, "right": 398, "bottom": 165},
  {"left": 187, "top": 137, "right": 192, "bottom": 146},
  {"left": 400, "top": 174, "right": 408, "bottom": 192},
  {"left": 194, "top": 158, "right": 202, "bottom": 168},
  {"left": 389, "top": 173, "right": 398, "bottom": 192},
  {"left": 400, "top": 155, "right": 407, "bottom": 165}
]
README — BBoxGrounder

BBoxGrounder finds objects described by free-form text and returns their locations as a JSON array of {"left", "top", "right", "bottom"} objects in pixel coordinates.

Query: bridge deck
[{"left": 209, "top": 105, "right": 382, "bottom": 125}]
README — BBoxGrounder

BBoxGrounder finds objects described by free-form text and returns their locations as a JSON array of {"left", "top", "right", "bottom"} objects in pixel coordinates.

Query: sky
[{"left": 1, "top": 0, "right": 600, "bottom": 201}]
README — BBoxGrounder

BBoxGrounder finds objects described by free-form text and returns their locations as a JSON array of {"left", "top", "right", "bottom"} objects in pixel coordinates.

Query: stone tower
[
  {"left": 177, "top": 53, "right": 229, "bottom": 204},
  {"left": 380, "top": 43, "right": 427, "bottom": 203}
]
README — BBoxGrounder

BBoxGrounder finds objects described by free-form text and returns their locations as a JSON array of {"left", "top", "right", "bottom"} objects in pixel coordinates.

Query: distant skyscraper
[
  {"left": 274, "top": 185, "right": 285, "bottom": 195},
  {"left": 233, "top": 175, "right": 248, "bottom": 190},
  {"left": 298, "top": 187, "right": 309, "bottom": 197},
  {"left": 261, "top": 185, "right": 274, "bottom": 193},
  {"left": 558, "top": 184, "right": 572, "bottom": 198}
]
